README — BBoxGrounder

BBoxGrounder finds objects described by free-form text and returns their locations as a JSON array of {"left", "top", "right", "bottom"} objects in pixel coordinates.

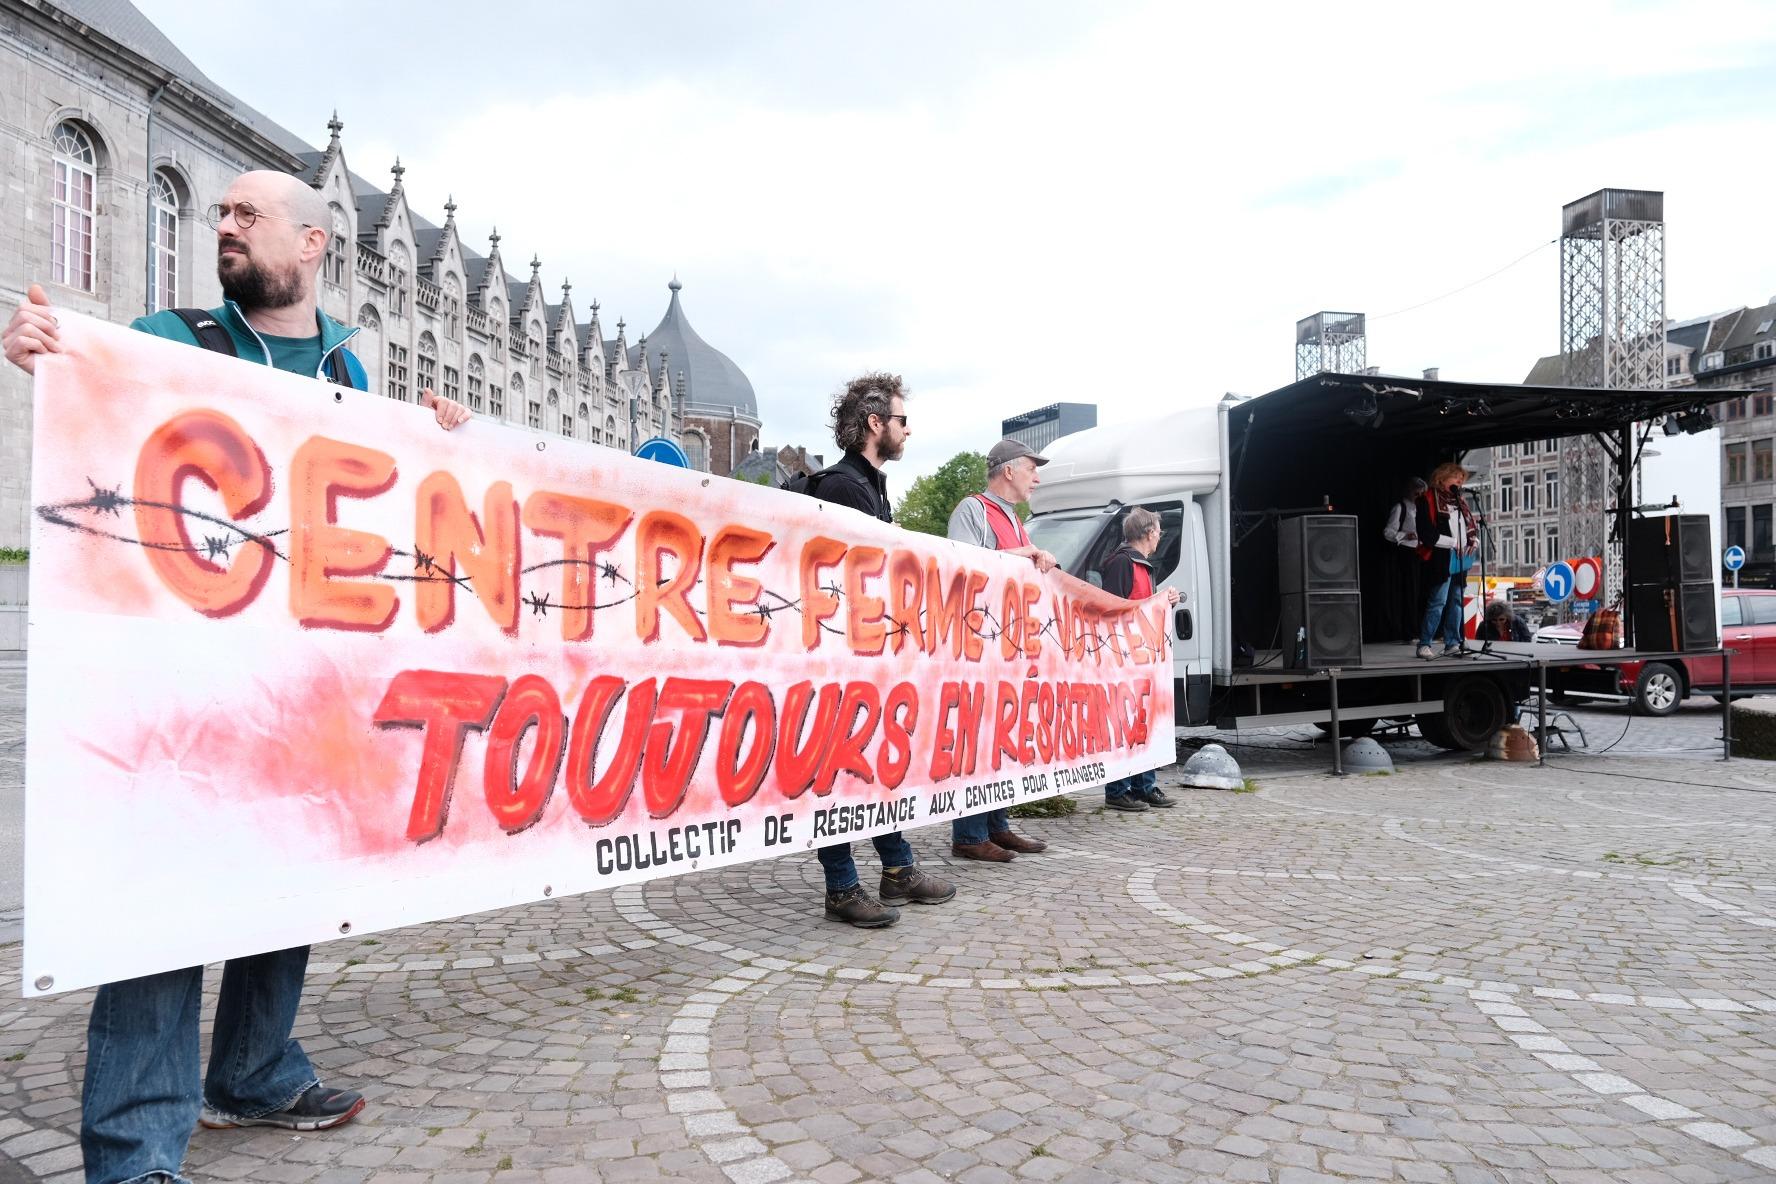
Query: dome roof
[{"left": 643, "top": 279, "right": 758, "bottom": 418}]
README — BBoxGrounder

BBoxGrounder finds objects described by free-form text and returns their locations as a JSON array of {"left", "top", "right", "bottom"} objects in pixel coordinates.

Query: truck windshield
[{"left": 1026, "top": 512, "right": 1111, "bottom": 582}]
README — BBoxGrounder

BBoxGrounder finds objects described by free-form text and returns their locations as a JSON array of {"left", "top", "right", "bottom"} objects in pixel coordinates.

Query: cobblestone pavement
[{"left": 1, "top": 667, "right": 1773, "bottom": 1182}]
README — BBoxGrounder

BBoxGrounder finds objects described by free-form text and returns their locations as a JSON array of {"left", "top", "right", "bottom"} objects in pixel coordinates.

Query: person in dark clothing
[
  {"left": 1381, "top": 476, "right": 1428, "bottom": 644},
  {"left": 1480, "top": 600, "right": 1534, "bottom": 642},
  {"left": 803, "top": 372, "right": 956, "bottom": 928},
  {"left": 1100, "top": 507, "right": 1181, "bottom": 812}
]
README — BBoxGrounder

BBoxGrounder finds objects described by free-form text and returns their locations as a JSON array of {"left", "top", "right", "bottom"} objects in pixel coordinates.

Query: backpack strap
[{"left": 169, "top": 308, "right": 237, "bottom": 357}]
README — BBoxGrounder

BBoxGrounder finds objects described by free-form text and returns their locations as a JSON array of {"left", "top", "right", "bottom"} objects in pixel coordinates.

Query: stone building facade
[
  {"left": 1468, "top": 303, "right": 1775, "bottom": 585},
  {"left": 1692, "top": 300, "right": 1776, "bottom": 583},
  {"left": 0, "top": 0, "right": 768, "bottom": 550}
]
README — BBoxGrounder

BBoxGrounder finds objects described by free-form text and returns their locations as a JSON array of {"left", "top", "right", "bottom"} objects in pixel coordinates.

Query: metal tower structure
[
  {"left": 1294, "top": 312, "right": 1366, "bottom": 380},
  {"left": 1558, "top": 188, "right": 1666, "bottom": 608}
]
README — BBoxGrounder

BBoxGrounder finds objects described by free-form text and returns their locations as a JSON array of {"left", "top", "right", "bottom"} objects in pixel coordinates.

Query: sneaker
[
  {"left": 1140, "top": 788, "right": 1177, "bottom": 809},
  {"left": 1441, "top": 644, "right": 1463, "bottom": 657},
  {"left": 1416, "top": 645, "right": 1434, "bottom": 659},
  {"left": 879, "top": 865, "right": 957, "bottom": 906},
  {"left": 200, "top": 1084, "right": 365, "bottom": 1131},
  {"left": 1105, "top": 794, "right": 1149, "bottom": 812},
  {"left": 823, "top": 883, "right": 899, "bottom": 928}
]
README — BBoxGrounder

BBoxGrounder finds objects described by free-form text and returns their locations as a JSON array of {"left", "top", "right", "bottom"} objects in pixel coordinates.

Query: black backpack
[
  {"left": 170, "top": 308, "right": 349, "bottom": 385},
  {"left": 782, "top": 465, "right": 866, "bottom": 500}
]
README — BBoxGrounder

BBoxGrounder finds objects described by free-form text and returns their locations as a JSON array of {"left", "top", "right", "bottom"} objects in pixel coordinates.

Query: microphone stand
[{"left": 1466, "top": 508, "right": 1511, "bottom": 662}]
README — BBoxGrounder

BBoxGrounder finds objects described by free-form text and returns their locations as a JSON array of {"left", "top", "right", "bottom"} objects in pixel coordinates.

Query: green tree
[{"left": 894, "top": 451, "right": 987, "bottom": 536}]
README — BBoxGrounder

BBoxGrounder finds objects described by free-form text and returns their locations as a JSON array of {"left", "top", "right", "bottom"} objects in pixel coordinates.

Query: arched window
[
  {"left": 325, "top": 205, "right": 349, "bottom": 288},
  {"left": 51, "top": 122, "right": 98, "bottom": 291},
  {"left": 683, "top": 430, "right": 707, "bottom": 472},
  {"left": 148, "top": 169, "right": 181, "bottom": 312},
  {"left": 354, "top": 305, "right": 382, "bottom": 397},
  {"left": 546, "top": 387, "right": 559, "bottom": 407},
  {"left": 417, "top": 331, "right": 438, "bottom": 396},
  {"left": 443, "top": 273, "right": 462, "bottom": 338},
  {"left": 467, "top": 354, "right": 485, "bottom": 412},
  {"left": 388, "top": 241, "right": 409, "bottom": 317},
  {"left": 578, "top": 401, "right": 590, "bottom": 420}
]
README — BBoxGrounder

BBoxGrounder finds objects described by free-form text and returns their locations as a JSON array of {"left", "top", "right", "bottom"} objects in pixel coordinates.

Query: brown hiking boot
[
  {"left": 951, "top": 840, "right": 1015, "bottom": 862},
  {"left": 880, "top": 865, "right": 957, "bottom": 906},
  {"left": 824, "top": 884, "right": 899, "bottom": 928},
  {"left": 990, "top": 830, "right": 1048, "bottom": 854}
]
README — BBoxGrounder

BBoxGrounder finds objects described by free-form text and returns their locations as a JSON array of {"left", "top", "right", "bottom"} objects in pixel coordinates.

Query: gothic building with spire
[{"left": 1, "top": 0, "right": 763, "bottom": 551}]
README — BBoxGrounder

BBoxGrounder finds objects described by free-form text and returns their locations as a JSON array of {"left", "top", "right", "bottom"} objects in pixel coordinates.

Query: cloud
[{"left": 135, "top": 0, "right": 1776, "bottom": 490}]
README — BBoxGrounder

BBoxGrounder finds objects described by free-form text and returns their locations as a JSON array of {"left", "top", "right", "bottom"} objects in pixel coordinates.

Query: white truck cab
[{"left": 1026, "top": 406, "right": 1223, "bottom": 728}]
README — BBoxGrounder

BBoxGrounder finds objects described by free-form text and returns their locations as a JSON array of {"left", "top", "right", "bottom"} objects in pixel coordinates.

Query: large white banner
[{"left": 24, "top": 315, "right": 1173, "bottom": 995}]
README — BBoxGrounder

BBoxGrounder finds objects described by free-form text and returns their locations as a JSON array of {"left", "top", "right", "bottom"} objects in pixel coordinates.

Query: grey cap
[{"left": 987, "top": 437, "right": 1049, "bottom": 470}]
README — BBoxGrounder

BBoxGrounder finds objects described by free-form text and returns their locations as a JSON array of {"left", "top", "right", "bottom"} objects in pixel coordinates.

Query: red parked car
[{"left": 1612, "top": 588, "right": 1768, "bottom": 715}]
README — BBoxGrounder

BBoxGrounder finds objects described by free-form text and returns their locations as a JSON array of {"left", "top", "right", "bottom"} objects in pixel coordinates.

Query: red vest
[
  {"left": 974, "top": 493, "right": 1029, "bottom": 550},
  {"left": 1128, "top": 560, "right": 1154, "bottom": 599}
]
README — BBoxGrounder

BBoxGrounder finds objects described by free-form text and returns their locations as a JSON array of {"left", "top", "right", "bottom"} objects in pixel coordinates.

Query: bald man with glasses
[{"left": 4, "top": 168, "right": 472, "bottom": 1184}]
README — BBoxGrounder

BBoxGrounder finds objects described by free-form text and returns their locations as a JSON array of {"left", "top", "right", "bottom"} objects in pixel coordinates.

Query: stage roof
[{"left": 1229, "top": 372, "right": 1726, "bottom": 454}]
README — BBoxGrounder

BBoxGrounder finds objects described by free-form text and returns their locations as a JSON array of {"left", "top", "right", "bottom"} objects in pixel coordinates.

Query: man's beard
[
  {"left": 218, "top": 250, "right": 304, "bottom": 312},
  {"left": 879, "top": 436, "right": 905, "bottom": 462}
]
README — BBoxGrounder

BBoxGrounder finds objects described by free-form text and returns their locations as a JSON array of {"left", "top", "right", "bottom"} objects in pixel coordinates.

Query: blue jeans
[
  {"left": 817, "top": 832, "right": 915, "bottom": 892},
  {"left": 82, "top": 948, "right": 317, "bottom": 1184},
  {"left": 1418, "top": 571, "right": 1465, "bottom": 648},
  {"left": 1105, "top": 768, "right": 1157, "bottom": 800},
  {"left": 952, "top": 809, "right": 1010, "bottom": 845}
]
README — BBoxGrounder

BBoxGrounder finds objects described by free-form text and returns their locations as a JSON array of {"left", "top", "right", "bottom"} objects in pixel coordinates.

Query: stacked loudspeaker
[
  {"left": 1627, "top": 514, "right": 1716, "bottom": 651},
  {"left": 1279, "top": 515, "right": 1362, "bottom": 670}
]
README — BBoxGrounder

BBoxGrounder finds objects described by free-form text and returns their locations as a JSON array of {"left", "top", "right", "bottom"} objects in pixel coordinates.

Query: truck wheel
[
  {"left": 1420, "top": 676, "right": 1509, "bottom": 751},
  {"left": 1633, "top": 663, "right": 1683, "bottom": 716},
  {"left": 1312, "top": 718, "right": 1377, "bottom": 739}
]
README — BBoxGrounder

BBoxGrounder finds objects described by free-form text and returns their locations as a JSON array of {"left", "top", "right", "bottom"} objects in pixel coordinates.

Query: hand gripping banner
[{"left": 23, "top": 315, "right": 1173, "bottom": 995}]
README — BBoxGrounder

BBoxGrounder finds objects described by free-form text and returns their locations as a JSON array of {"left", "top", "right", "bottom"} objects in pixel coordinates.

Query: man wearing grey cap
[{"left": 945, "top": 438, "right": 1058, "bottom": 862}]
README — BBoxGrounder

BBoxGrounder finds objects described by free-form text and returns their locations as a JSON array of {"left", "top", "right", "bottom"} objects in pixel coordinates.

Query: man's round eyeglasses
[{"left": 203, "top": 202, "right": 312, "bottom": 231}]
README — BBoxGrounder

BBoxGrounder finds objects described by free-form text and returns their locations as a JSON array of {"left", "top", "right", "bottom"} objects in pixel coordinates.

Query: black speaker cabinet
[
  {"left": 1629, "top": 581, "right": 1717, "bottom": 652},
  {"left": 1628, "top": 514, "right": 1713, "bottom": 587},
  {"left": 1278, "top": 514, "right": 1360, "bottom": 595},
  {"left": 1280, "top": 591, "right": 1363, "bottom": 670}
]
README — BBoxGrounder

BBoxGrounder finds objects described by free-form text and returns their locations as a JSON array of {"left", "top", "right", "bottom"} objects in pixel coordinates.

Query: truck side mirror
[{"left": 1175, "top": 607, "right": 1193, "bottom": 640}]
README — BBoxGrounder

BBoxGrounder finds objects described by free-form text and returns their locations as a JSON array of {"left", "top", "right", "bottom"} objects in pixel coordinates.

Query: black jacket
[
  {"left": 1100, "top": 544, "right": 1152, "bottom": 600},
  {"left": 1482, "top": 610, "right": 1534, "bottom": 642},
  {"left": 809, "top": 450, "right": 892, "bottom": 523}
]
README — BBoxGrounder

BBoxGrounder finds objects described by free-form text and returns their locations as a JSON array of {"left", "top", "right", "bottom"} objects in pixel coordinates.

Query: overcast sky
[{"left": 136, "top": 0, "right": 1776, "bottom": 489}]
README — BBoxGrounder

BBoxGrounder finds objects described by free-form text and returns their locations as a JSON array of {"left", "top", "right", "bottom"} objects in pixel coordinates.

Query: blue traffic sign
[
  {"left": 1725, "top": 545, "right": 1747, "bottom": 572},
  {"left": 635, "top": 437, "right": 690, "bottom": 468},
  {"left": 1543, "top": 560, "right": 1576, "bottom": 604}
]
